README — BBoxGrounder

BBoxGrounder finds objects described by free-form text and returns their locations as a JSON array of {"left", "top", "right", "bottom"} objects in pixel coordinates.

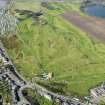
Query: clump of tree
[
  {"left": 15, "top": 9, "right": 43, "bottom": 19},
  {"left": 23, "top": 88, "right": 59, "bottom": 105},
  {"left": 99, "top": 101, "right": 105, "bottom": 105},
  {"left": 36, "top": 80, "right": 69, "bottom": 95},
  {"left": 22, "top": 88, "right": 40, "bottom": 105},
  {"left": 41, "top": 2, "right": 55, "bottom": 10},
  {"left": 15, "top": 9, "right": 47, "bottom": 25},
  {"left": 0, "top": 79, "right": 12, "bottom": 104}
]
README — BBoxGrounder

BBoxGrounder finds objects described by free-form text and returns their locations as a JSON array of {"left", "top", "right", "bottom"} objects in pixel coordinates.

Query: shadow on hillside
[{"left": 15, "top": 9, "right": 43, "bottom": 21}]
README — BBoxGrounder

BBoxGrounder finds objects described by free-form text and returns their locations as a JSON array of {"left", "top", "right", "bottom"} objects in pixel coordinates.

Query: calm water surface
[{"left": 84, "top": 4, "right": 105, "bottom": 18}]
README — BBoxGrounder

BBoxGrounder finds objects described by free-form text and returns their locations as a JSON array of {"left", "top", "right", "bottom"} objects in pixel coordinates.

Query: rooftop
[{"left": 91, "top": 84, "right": 105, "bottom": 97}]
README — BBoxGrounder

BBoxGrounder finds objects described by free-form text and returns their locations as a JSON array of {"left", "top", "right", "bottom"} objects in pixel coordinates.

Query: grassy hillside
[{"left": 3, "top": 1, "right": 105, "bottom": 97}]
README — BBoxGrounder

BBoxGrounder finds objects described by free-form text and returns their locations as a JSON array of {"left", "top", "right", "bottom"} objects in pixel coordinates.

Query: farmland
[{"left": 3, "top": 0, "right": 105, "bottom": 97}]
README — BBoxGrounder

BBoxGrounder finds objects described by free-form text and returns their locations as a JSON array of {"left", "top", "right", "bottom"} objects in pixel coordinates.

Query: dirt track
[{"left": 62, "top": 12, "right": 105, "bottom": 43}]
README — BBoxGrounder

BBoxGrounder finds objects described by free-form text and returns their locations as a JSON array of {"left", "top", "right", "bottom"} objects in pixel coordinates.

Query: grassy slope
[{"left": 4, "top": 1, "right": 105, "bottom": 97}]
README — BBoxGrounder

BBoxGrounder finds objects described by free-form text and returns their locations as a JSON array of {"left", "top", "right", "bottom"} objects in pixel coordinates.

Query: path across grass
[{"left": 62, "top": 11, "right": 105, "bottom": 43}]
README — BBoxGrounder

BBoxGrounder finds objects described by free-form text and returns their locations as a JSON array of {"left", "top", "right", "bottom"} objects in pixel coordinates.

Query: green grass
[
  {"left": 3, "top": 1, "right": 105, "bottom": 97},
  {"left": 14, "top": 1, "right": 41, "bottom": 11}
]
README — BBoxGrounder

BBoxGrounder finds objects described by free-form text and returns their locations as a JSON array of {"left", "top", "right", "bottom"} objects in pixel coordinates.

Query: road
[{"left": 0, "top": 41, "right": 85, "bottom": 105}]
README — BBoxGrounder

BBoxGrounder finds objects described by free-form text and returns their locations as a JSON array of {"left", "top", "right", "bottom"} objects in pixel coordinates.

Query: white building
[{"left": 91, "top": 84, "right": 105, "bottom": 104}]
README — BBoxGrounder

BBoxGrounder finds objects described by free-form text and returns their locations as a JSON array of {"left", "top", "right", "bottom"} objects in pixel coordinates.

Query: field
[{"left": 3, "top": 1, "right": 105, "bottom": 97}]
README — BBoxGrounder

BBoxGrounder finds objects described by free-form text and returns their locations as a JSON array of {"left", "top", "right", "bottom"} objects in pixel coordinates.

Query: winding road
[{"left": 0, "top": 41, "right": 85, "bottom": 105}]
